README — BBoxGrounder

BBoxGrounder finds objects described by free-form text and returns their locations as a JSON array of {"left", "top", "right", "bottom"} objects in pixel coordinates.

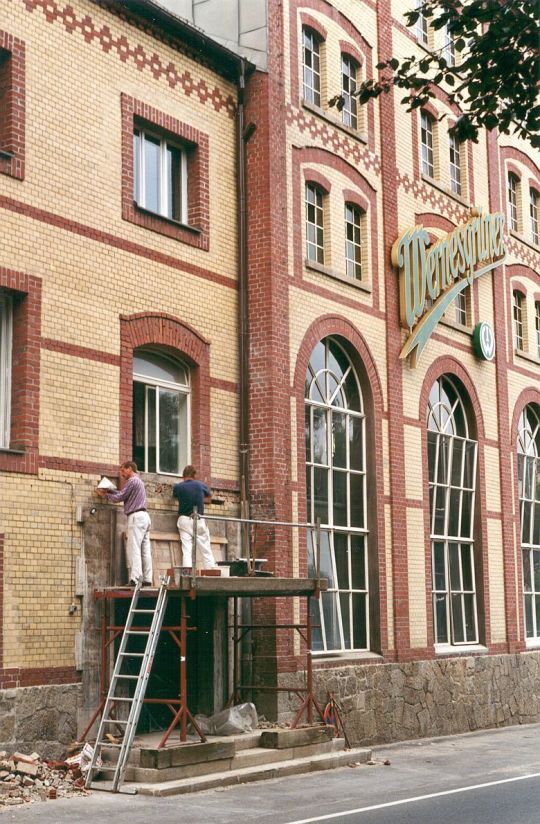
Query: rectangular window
[
  {"left": 0, "top": 34, "right": 25, "bottom": 181},
  {"left": 421, "top": 111, "right": 434, "bottom": 178},
  {"left": 513, "top": 291, "right": 524, "bottom": 351},
  {"left": 508, "top": 173, "right": 519, "bottom": 232},
  {"left": 303, "top": 28, "right": 321, "bottom": 107},
  {"left": 0, "top": 291, "right": 13, "bottom": 448},
  {"left": 341, "top": 55, "right": 358, "bottom": 130},
  {"left": 345, "top": 204, "right": 362, "bottom": 280},
  {"left": 449, "top": 133, "right": 462, "bottom": 196},
  {"left": 443, "top": 23, "right": 456, "bottom": 66},
  {"left": 416, "top": 0, "right": 429, "bottom": 45},
  {"left": 305, "top": 183, "right": 325, "bottom": 264},
  {"left": 530, "top": 189, "right": 539, "bottom": 246},
  {"left": 133, "top": 128, "right": 187, "bottom": 223},
  {"left": 455, "top": 289, "right": 467, "bottom": 326}
]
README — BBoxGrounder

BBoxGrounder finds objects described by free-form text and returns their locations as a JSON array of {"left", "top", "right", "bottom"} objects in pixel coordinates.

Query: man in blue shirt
[{"left": 173, "top": 465, "right": 218, "bottom": 570}]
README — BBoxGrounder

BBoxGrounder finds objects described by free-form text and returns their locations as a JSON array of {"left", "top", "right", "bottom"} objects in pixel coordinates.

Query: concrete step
[{"left": 132, "top": 746, "right": 372, "bottom": 796}]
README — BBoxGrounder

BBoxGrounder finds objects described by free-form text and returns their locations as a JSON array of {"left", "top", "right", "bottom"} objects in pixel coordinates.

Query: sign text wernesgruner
[{"left": 392, "top": 210, "right": 506, "bottom": 367}]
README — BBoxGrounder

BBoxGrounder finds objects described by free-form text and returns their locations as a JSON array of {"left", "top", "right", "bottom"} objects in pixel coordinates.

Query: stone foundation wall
[
  {"left": 0, "top": 683, "right": 83, "bottom": 760},
  {"left": 277, "top": 652, "right": 540, "bottom": 745}
]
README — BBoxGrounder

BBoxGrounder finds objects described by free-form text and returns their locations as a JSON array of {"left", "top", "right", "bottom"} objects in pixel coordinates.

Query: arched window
[
  {"left": 427, "top": 375, "right": 478, "bottom": 645},
  {"left": 132, "top": 347, "right": 190, "bottom": 475},
  {"left": 517, "top": 404, "right": 540, "bottom": 641},
  {"left": 305, "top": 337, "right": 368, "bottom": 652}
]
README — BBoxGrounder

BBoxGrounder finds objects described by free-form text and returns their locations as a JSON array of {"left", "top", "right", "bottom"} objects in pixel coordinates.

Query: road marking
[{"left": 284, "top": 772, "right": 540, "bottom": 823}]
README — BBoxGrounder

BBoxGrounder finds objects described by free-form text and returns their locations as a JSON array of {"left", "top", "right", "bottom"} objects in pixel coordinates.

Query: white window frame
[
  {"left": 428, "top": 376, "right": 479, "bottom": 647},
  {"left": 305, "top": 183, "right": 325, "bottom": 264},
  {"left": 305, "top": 337, "right": 369, "bottom": 654},
  {"left": 530, "top": 189, "right": 539, "bottom": 246},
  {"left": 133, "top": 351, "right": 191, "bottom": 476},
  {"left": 302, "top": 27, "right": 321, "bottom": 107},
  {"left": 449, "top": 133, "right": 462, "bottom": 196},
  {"left": 508, "top": 173, "right": 519, "bottom": 232},
  {"left": 518, "top": 405, "right": 540, "bottom": 644},
  {"left": 421, "top": 111, "right": 434, "bottom": 179},
  {"left": 454, "top": 288, "right": 467, "bottom": 326},
  {"left": 341, "top": 54, "right": 358, "bottom": 130},
  {"left": 416, "top": 0, "right": 429, "bottom": 45},
  {"left": 0, "top": 292, "right": 13, "bottom": 449},
  {"left": 345, "top": 203, "right": 363, "bottom": 280},
  {"left": 443, "top": 23, "right": 456, "bottom": 66},
  {"left": 133, "top": 128, "right": 188, "bottom": 223},
  {"left": 535, "top": 302, "right": 540, "bottom": 359},
  {"left": 513, "top": 290, "right": 524, "bottom": 351}
]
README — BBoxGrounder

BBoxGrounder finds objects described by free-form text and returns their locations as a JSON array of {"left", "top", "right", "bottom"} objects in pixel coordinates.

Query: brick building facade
[{"left": 0, "top": 0, "right": 538, "bottom": 754}]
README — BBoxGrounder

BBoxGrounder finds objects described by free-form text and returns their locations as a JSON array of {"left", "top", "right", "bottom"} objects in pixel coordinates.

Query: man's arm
[{"left": 106, "top": 476, "right": 135, "bottom": 503}]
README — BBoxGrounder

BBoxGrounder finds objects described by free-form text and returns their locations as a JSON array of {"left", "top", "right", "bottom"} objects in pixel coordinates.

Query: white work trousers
[
  {"left": 126, "top": 510, "right": 152, "bottom": 583},
  {"left": 177, "top": 515, "right": 217, "bottom": 569}
]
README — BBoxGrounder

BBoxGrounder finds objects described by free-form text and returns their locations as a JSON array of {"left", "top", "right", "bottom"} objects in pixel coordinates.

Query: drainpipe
[{"left": 237, "top": 58, "right": 256, "bottom": 700}]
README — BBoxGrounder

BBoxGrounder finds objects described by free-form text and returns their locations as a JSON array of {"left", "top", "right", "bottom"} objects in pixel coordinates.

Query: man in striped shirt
[{"left": 97, "top": 460, "right": 153, "bottom": 586}]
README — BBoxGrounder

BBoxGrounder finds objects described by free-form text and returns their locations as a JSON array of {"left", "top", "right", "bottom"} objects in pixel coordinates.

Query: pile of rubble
[{"left": 0, "top": 750, "right": 90, "bottom": 807}]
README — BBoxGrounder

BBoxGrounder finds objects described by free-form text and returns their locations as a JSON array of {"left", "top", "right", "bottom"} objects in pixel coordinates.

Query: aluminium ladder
[{"left": 85, "top": 577, "right": 169, "bottom": 792}]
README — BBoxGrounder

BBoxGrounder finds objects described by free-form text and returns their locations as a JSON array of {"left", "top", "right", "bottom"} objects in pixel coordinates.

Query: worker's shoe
[
  {"left": 128, "top": 579, "right": 138, "bottom": 587},
  {"left": 142, "top": 581, "right": 153, "bottom": 587}
]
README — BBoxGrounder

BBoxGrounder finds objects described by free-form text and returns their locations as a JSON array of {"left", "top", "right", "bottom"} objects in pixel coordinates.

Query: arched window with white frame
[
  {"left": 132, "top": 347, "right": 190, "bottom": 475},
  {"left": 427, "top": 375, "right": 479, "bottom": 646},
  {"left": 518, "top": 403, "right": 540, "bottom": 643},
  {"left": 305, "top": 337, "right": 369, "bottom": 652}
]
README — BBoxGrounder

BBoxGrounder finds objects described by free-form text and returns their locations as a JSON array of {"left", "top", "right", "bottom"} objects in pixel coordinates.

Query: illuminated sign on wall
[{"left": 392, "top": 210, "right": 506, "bottom": 367}]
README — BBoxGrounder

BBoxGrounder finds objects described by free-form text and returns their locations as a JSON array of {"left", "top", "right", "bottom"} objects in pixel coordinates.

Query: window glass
[
  {"left": 535, "top": 302, "right": 540, "bottom": 359},
  {"left": 0, "top": 292, "right": 13, "bottom": 448},
  {"left": 518, "top": 404, "right": 540, "bottom": 640},
  {"left": 428, "top": 375, "right": 478, "bottom": 645},
  {"left": 513, "top": 291, "right": 524, "bottom": 351},
  {"left": 421, "top": 111, "right": 434, "bottom": 178},
  {"left": 302, "top": 28, "right": 321, "bottom": 107},
  {"left": 345, "top": 203, "right": 362, "bottom": 280},
  {"left": 449, "top": 133, "right": 461, "bottom": 195},
  {"left": 133, "top": 129, "right": 185, "bottom": 221},
  {"left": 531, "top": 190, "right": 539, "bottom": 246},
  {"left": 416, "top": 0, "right": 429, "bottom": 44},
  {"left": 305, "top": 183, "right": 325, "bottom": 264},
  {"left": 132, "top": 348, "right": 190, "bottom": 475},
  {"left": 341, "top": 55, "right": 358, "bottom": 130},
  {"left": 508, "top": 173, "right": 519, "bottom": 232},
  {"left": 305, "top": 337, "right": 368, "bottom": 652}
]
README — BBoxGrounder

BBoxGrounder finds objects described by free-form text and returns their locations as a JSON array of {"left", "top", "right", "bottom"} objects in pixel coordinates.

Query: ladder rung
[
  {"left": 132, "top": 609, "right": 156, "bottom": 614},
  {"left": 108, "top": 697, "right": 133, "bottom": 702},
  {"left": 93, "top": 765, "right": 117, "bottom": 772},
  {"left": 97, "top": 742, "right": 123, "bottom": 748},
  {"left": 119, "top": 652, "right": 144, "bottom": 657},
  {"left": 102, "top": 719, "right": 128, "bottom": 725},
  {"left": 115, "top": 674, "right": 139, "bottom": 679},
  {"left": 125, "top": 629, "right": 150, "bottom": 634}
]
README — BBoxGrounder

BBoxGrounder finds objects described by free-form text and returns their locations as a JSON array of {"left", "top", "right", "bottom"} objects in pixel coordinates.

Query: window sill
[
  {"left": 525, "top": 638, "right": 540, "bottom": 650},
  {"left": 312, "top": 650, "right": 384, "bottom": 665},
  {"left": 439, "top": 317, "right": 472, "bottom": 335},
  {"left": 301, "top": 99, "right": 369, "bottom": 146},
  {"left": 514, "top": 349, "right": 540, "bottom": 367},
  {"left": 435, "top": 643, "right": 488, "bottom": 656},
  {"left": 133, "top": 203, "right": 202, "bottom": 235},
  {"left": 0, "top": 446, "right": 26, "bottom": 455},
  {"left": 0, "top": 149, "right": 13, "bottom": 160},
  {"left": 509, "top": 229, "right": 540, "bottom": 254},
  {"left": 421, "top": 174, "right": 470, "bottom": 209},
  {"left": 305, "top": 258, "right": 372, "bottom": 293}
]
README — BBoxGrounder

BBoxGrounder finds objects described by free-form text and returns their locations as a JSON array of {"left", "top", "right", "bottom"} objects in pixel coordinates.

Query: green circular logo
[{"left": 473, "top": 322, "right": 495, "bottom": 361}]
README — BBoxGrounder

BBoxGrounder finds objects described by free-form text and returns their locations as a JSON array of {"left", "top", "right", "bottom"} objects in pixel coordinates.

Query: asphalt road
[{"left": 2, "top": 723, "right": 540, "bottom": 824}]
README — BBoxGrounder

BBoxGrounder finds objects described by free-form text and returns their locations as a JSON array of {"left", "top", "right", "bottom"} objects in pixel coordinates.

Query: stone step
[{"left": 132, "top": 746, "right": 372, "bottom": 796}]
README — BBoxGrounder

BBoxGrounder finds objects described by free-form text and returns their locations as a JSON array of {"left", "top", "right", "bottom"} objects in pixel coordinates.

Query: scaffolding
[{"left": 82, "top": 514, "right": 327, "bottom": 749}]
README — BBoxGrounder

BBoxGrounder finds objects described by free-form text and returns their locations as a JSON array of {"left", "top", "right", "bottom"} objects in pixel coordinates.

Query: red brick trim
[
  {"left": 299, "top": 13, "right": 327, "bottom": 42},
  {"left": 511, "top": 389, "right": 540, "bottom": 647},
  {"left": 37, "top": 456, "right": 119, "bottom": 475},
  {"left": 506, "top": 161, "right": 523, "bottom": 182},
  {"left": 0, "top": 31, "right": 25, "bottom": 181},
  {"left": 303, "top": 168, "right": 332, "bottom": 193},
  {"left": 0, "top": 194, "right": 234, "bottom": 290},
  {"left": 289, "top": 0, "right": 376, "bottom": 150},
  {"left": 293, "top": 315, "right": 388, "bottom": 655},
  {"left": 418, "top": 357, "right": 491, "bottom": 650},
  {"left": 0, "top": 268, "right": 41, "bottom": 474},
  {"left": 500, "top": 146, "right": 540, "bottom": 182},
  {"left": 209, "top": 377, "right": 238, "bottom": 393},
  {"left": 120, "top": 94, "right": 210, "bottom": 250},
  {"left": 415, "top": 212, "right": 456, "bottom": 234},
  {"left": 510, "top": 281, "right": 527, "bottom": 298},
  {"left": 119, "top": 312, "right": 211, "bottom": 479},
  {"left": 339, "top": 40, "right": 364, "bottom": 68},
  {"left": 292, "top": 146, "right": 380, "bottom": 309},
  {"left": 343, "top": 187, "right": 369, "bottom": 213},
  {"left": 23, "top": 0, "right": 236, "bottom": 118},
  {"left": 41, "top": 338, "right": 121, "bottom": 366},
  {"left": 0, "top": 666, "right": 81, "bottom": 689}
]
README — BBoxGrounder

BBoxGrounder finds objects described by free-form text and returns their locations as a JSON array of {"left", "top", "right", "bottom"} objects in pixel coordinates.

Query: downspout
[{"left": 236, "top": 58, "right": 256, "bottom": 699}]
